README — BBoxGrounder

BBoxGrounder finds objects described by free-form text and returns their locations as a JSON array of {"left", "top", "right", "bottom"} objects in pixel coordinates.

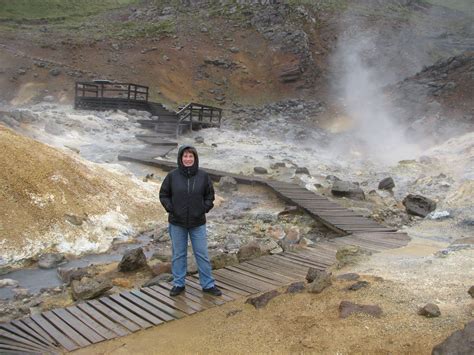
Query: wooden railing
[{"left": 176, "top": 102, "right": 222, "bottom": 137}]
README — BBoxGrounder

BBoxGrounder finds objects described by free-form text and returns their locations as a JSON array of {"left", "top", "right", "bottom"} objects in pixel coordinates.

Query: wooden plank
[
  {"left": 79, "top": 302, "right": 134, "bottom": 335},
  {"left": 233, "top": 263, "right": 296, "bottom": 283},
  {"left": 9, "top": 320, "right": 56, "bottom": 350},
  {"left": 108, "top": 294, "right": 164, "bottom": 325},
  {"left": 267, "top": 254, "right": 319, "bottom": 271},
  {"left": 0, "top": 331, "right": 49, "bottom": 353},
  {"left": 142, "top": 287, "right": 200, "bottom": 314},
  {"left": 211, "top": 273, "right": 261, "bottom": 294},
  {"left": 186, "top": 277, "right": 242, "bottom": 300},
  {"left": 52, "top": 308, "right": 104, "bottom": 344},
  {"left": 98, "top": 298, "right": 153, "bottom": 329},
  {"left": 276, "top": 253, "right": 326, "bottom": 269},
  {"left": 181, "top": 283, "right": 227, "bottom": 305},
  {"left": 189, "top": 275, "right": 250, "bottom": 297},
  {"left": 29, "top": 314, "right": 79, "bottom": 351},
  {"left": 130, "top": 290, "right": 186, "bottom": 319},
  {"left": 18, "top": 318, "right": 58, "bottom": 347},
  {"left": 215, "top": 269, "right": 274, "bottom": 292},
  {"left": 42, "top": 311, "right": 91, "bottom": 348},
  {"left": 224, "top": 265, "right": 286, "bottom": 286},
  {"left": 0, "top": 337, "right": 46, "bottom": 354},
  {"left": 66, "top": 306, "right": 117, "bottom": 340},
  {"left": 245, "top": 259, "right": 306, "bottom": 279},
  {"left": 0, "top": 323, "right": 52, "bottom": 349},
  {"left": 257, "top": 255, "right": 309, "bottom": 274},
  {"left": 184, "top": 278, "right": 235, "bottom": 302},
  {"left": 285, "top": 251, "right": 334, "bottom": 266},
  {"left": 156, "top": 283, "right": 215, "bottom": 309}
]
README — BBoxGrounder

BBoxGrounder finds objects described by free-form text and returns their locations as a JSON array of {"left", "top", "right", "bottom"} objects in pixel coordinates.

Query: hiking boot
[
  {"left": 169, "top": 286, "right": 185, "bottom": 296},
  {"left": 203, "top": 286, "right": 222, "bottom": 296}
]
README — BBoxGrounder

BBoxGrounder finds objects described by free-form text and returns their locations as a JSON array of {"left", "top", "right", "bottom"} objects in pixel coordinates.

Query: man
[{"left": 159, "top": 145, "right": 222, "bottom": 297}]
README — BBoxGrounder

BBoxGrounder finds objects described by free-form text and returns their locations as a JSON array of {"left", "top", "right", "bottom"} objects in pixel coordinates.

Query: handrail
[{"left": 175, "top": 102, "right": 222, "bottom": 138}]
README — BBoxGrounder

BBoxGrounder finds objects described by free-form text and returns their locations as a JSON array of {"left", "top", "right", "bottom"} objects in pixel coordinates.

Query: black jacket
[{"left": 159, "top": 145, "right": 215, "bottom": 228}]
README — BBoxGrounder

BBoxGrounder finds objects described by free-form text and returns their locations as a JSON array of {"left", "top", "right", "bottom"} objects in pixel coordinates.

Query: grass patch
[{"left": 0, "top": 0, "right": 139, "bottom": 22}]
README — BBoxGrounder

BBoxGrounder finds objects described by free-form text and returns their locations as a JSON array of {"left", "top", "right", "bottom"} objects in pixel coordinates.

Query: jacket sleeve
[
  {"left": 159, "top": 174, "right": 173, "bottom": 213},
  {"left": 203, "top": 174, "right": 215, "bottom": 213}
]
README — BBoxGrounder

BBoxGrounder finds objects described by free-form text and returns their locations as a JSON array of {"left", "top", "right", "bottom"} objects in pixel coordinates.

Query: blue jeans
[{"left": 169, "top": 223, "right": 215, "bottom": 289}]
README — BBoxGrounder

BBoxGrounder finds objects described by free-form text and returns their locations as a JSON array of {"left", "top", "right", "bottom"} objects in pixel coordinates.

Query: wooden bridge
[
  {"left": 0, "top": 155, "right": 410, "bottom": 354},
  {"left": 74, "top": 81, "right": 222, "bottom": 138}
]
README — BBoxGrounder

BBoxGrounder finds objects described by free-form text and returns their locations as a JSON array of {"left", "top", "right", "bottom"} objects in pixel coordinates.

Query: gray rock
[
  {"left": 118, "top": 248, "right": 148, "bottom": 272},
  {"left": 64, "top": 214, "right": 84, "bottom": 226},
  {"left": 0, "top": 279, "right": 19, "bottom": 288},
  {"left": 246, "top": 290, "right": 280, "bottom": 309},
  {"left": 71, "top": 277, "right": 113, "bottom": 301},
  {"left": 295, "top": 167, "right": 310, "bottom": 175},
  {"left": 195, "top": 136, "right": 204, "bottom": 144},
  {"left": 403, "top": 194, "right": 437, "bottom": 217},
  {"left": 347, "top": 281, "right": 369, "bottom": 291},
  {"left": 286, "top": 281, "right": 306, "bottom": 294},
  {"left": 305, "top": 267, "right": 320, "bottom": 283},
  {"left": 143, "top": 273, "right": 173, "bottom": 287},
  {"left": 468, "top": 286, "right": 474, "bottom": 298},
  {"left": 49, "top": 68, "right": 61, "bottom": 76},
  {"left": 237, "top": 241, "right": 262, "bottom": 262},
  {"left": 218, "top": 176, "right": 238, "bottom": 192},
  {"left": 254, "top": 167, "right": 268, "bottom": 174},
  {"left": 378, "top": 177, "right": 395, "bottom": 190},
  {"left": 38, "top": 253, "right": 66, "bottom": 269},
  {"left": 307, "top": 270, "right": 332, "bottom": 294},
  {"left": 57, "top": 267, "right": 89, "bottom": 285},
  {"left": 418, "top": 303, "right": 441, "bottom": 318},
  {"left": 331, "top": 180, "right": 365, "bottom": 200},
  {"left": 432, "top": 321, "right": 474, "bottom": 355},
  {"left": 150, "top": 262, "right": 171, "bottom": 276},
  {"left": 339, "top": 301, "right": 383, "bottom": 318},
  {"left": 210, "top": 253, "right": 238, "bottom": 270}
]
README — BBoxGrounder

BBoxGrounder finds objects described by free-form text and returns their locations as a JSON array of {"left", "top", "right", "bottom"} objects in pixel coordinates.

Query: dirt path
[{"left": 73, "top": 237, "right": 473, "bottom": 354}]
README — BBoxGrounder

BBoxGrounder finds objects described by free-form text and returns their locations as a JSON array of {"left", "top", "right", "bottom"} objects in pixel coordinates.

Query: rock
[
  {"left": 295, "top": 167, "right": 310, "bottom": 175},
  {"left": 195, "top": 136, "right": 204, "bottom": 144},
  {"left": 468, "top": 286, "right": 474, "bottom": 298},
  {"left": 403, "top": 194, "right": 437, "bottom": 217},
  {"left": 0, "top": 279, "right": 19, "bottom": 288},
  {"left": 336, "top": 273, "right": 360, "bottom": 281},
  {"left": 150, "top": 262, "right": 172, "bottom": 276},
  {"left": 286, "top": 281, "right": 306, "bottom": 294},
  {"left": 112, "top": 278, "right": 133, "bottom": 288},
  {"left": 210, "top": 253, "right": 238, "bottom": 269},
  {"left": 64, "top": 213, "right": 84, "bottom": 226},
  {"left": 57, "top": 267, "right": 89, "bottom": 285},
  {"left": 427, "top": 211, "right": 450, "bottom": 220},
  {"left": 143, "top": 273, "right": 174, "bottom": 287},
  {"left": 38, "top": 253, "right": 66, "bottom": 269},
  {"left": 246, "top": 290, "right": 280, "bottom": 309},
  {"left": 49, "top": 68, "right": 61, "bottom": 76},
  {"left": 118, "top": 247, "right": 148, "bottom": 272},
  {"left": 307, "top": 270, "right": 332, "bottom": 294},
  {"left": 218, "top": 176, "right": 238, "bottom": 192},
  {"left": 305, "top": 267, "right": 319, "bottom": 283},
  {"left": 378, "top": 177, "right": 395, "bottom": 190},
  {"left": 71, "top": 277, "right": 113, "bottom": 301},
  {"left": 266, "top": 225, "right": 285, "bottom": 240},
  {"left": 229, "top": 47, "right": 240, "bottom": 53},
  {"left": 347, "top": 281, "right": 369, "bottom": 291},
  {"left": 13, "top": 288, "right": 30, "bottom": 300},
  {"left": 339, "top": 301, "right": 383, "bottom": 318},
  {"left": 418, "top": 303, "right": 441, "bottom": 318},
  {"left": 336, "top": 246, "right": 371, "bottom": 268},
  {"left": 255, "top": 238, "right": 281, "bottom": 255},
  {"left": 331, "top": 180, "right": 365, "bottom": 200},
  {"left": 284, "top": 226, "right": 300, "bottom": 244},
  {"left": 326, "top": 175, "right": 341, "bottom": 182},
  {"left": 151, "top": 249, "right": 172, "bottom": 262},
  {"left": 254, "top": 167, "right": 268, "bottom": 174},
  {"left": 237, "top": 241, "right": 262, "bottom": 262},
  {"left": 432, "top": 321, "right": 474, "bottom": 355},
  {"left": 270, "top": 162, "right": 286, "bottom": 169}
]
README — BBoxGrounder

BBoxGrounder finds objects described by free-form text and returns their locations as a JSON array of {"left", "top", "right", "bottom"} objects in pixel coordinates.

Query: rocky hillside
[{"left": 0, "top": 0, "right": 472, "bottom": 107}]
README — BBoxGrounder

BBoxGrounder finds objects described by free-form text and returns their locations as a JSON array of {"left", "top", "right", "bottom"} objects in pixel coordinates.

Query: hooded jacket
[{"left": 159, "top": 145, "right": 215, "bottom": 228}]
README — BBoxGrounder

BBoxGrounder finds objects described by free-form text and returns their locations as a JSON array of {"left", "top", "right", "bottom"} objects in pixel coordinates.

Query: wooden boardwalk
[{"left": 0, "top": 154, "right": 410, "bottom": 354}]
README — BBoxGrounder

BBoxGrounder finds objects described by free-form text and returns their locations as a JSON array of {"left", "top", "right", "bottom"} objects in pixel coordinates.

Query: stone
[
  {"left": 336, "top": 245, "right": 370, "bottom": 268},
  {"left": 347, "top": 281, "right": 369, "bottom": 291},
  {"left": 218, "top": 176, "right": 238, "bottom": 192},
  {"left": 210, "top": 253, "right": 238, "bottom": 269},
  {"left": 295, "top": 167, "right": 310, "bottom": 175},
  {"left": 403, "top": 194, "right": 437, "bottom": 217},
  {"left": 64, "top": 213, "right": 84, "bottom": 226},
  {"left": 38, "top": 253, "right": 66, "bottom": 269},
  {"left": 112, "top": 278, "right": 133, "bottom": 288},
  {"left": 71, "top": 277, "right": 113, "bottom": 301},
  {"left": 285, "top": 226, "right": 300, "bottom": 243},
  {"left": 57, "top": 267, "right": 89, "bottom": 285},
  {"left": 143, "top": 273, "right": 174, "bottom": 287},
  {"left": 305, "top": 267, "right": 320, "bottom": 283},
  {"left": 151, "top": 262, "right": 172, "bottom": 276},
  {"left": 378, "top": 177, "right": 395, "bottom": 190},
  {"left": 49, "top": 68, "right": 61, "bottom": 76},
  {"left": 331, "top": 180, "right": 365, "bottom": 200},
  {"left": 266, "top": 224, "right": 286, "bottom": 240},
  {"left": 286, "top": 281, "right": 306, "bottom": 294},
  {"left": 118, "top": 247, "right": 148, "bottom": 272},
  {"left": 418, "top": 303, "right": 441, "bottom": 318},
  {"left": 255, "top": 238, "right": 281, "bottom": 255},
  {"left": 307, "top": 270, "right": 332, "bottom": 294},
  {"left": 468, "top": 286, "right": 474, "bottom": 298},
  {"left": 254, "top": 167, "right": 268, "bottom": 174},
  {"left": 336, "top": 273, "right": 360, "bottom": 281},
  {"left": 195, "top": 136, "right": 204, "bottom": 144},
  {"left": 339, "top": 301, "right": 383, "bottom": 318},
  {"left": 246, "top": 290, "right": 280, "bottom": 309},
  {"left": 13, "top": 288, "right": 30, "bottom": 300},
  {"left": 0, "top": 279, "right": 19, "bottom": 288},
  {"left": 326, "top": 175, "right": 341, "bottom": 182},
  {"left": 432, "top": 321, "right": 474, "bottom": 355},
  {"left": 237, "top": 241, "right": 262, "bottom": 262}
]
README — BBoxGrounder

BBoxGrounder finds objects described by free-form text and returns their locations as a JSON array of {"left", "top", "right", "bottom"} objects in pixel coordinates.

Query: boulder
[
  {"left": 150, "top": 262, "right": 172, "bottom": 276},
  {"left": 237, "top": 241, "right": 262, "bottom": 262},
  {"left": 307, "top": 270, "right": 332, "bottom": 294},
  {"left": 255, "top": 238, "right": 281, "bottom": 255},
  {"left": 210, "top": 253, "right": 238, "bottom": 270},
  {"left": 57, "top": 267, "right": 90, "bottom": 285},
  {"left": 266, "top": 225, "right": 285, "bottom": 240},
  {"left": 218, "top": 176, "right": 238, "bottom": 192},
  {"left": 118, "top": 247, "right": 148, "bottom": 272},
  {"left": 418, "top": 303, "right": 441, "bottom": 318},
  {"left": 331, "top": 180, "right": 365, "bottom": 200},
  {"left": 347, "top": 281, "right": 369, "bottom": 291},
  {"left": 143, "top": 273, "right": 174, "bottom": 287},
  {"left": 339, "top": 301, "right": 383, "bottom": 318},
  {"left": 286, "top": 281, "right": 306, "bottom": 294},
  {"left": 468, "top": 286, "right": 474, "bottom": 298},
  {"left": 246, "top": 290, "right": 280, "bottom": 309},
  {"left": 38, "top": 253, "right": 66, "bottom": 269},
  {"left": 432, "top": 321, "right": 474, "bottom": 355},
  {"left": 378, "top": 177, "right": 395, "bottom": 190},
  {"left": 254, "top": 167, "right": 268, "bottom": 174},
  {"left": 71, "top": 277, "right": 113, "bottom": 301},
  {"left": 403, "top": 194, "right": 437, "bottom": 217}
]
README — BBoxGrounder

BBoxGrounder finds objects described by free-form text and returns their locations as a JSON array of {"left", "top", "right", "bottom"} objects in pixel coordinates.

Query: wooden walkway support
[{"left": 0, "top": 154, "right": 410, "bottom": 353}]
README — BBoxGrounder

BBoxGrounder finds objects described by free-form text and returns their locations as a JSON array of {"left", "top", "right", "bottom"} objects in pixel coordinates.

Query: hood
[{"left": 177, "top": 144, "right": 199, "bottom": 177}]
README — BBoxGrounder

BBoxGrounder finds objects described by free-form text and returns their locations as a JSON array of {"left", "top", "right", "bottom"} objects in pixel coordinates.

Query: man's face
[{"left": 182, "top": 151, "right": 195, "bottom": 167}]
